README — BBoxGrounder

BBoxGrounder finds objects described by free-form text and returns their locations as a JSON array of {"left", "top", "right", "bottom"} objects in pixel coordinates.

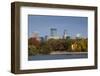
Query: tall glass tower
[
  {"left": 63, "top": 29, "right": 67, "bottom": 39},
  {"left": 50, "top": 28, "right": 57, "bottom": 37}
]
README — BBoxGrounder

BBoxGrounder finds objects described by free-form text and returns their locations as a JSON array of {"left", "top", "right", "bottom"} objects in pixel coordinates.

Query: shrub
[
  {"left": 28, "top": 45, "right": 40, "bottom": 56},
  {"left": 39, "top": 44, "right": 52, "bottom": 54}
]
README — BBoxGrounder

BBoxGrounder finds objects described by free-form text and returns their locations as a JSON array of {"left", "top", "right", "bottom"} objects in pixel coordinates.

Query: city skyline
[{"left": 28, "top": 15, "right": 88, "bottom": 38}]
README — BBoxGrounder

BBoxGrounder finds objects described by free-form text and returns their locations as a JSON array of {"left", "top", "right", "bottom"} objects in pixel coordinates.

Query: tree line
[{"left": 28, "top": 37, "right": 88, "bottom": 56}]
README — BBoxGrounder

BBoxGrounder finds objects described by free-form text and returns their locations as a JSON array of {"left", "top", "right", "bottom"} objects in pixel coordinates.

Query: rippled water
[{"left": 28, "top": 53, "right": 88, "bottom": 61}]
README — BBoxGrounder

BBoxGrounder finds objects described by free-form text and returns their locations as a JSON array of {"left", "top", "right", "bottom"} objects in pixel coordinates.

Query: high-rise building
[
  {"left": 31, "top": 32, "right": 39, "bottom": 38},
  {"left": 31, "top": 32, "right": 41, "bottom": 41},
  {"left": 50, "top": 28, "right": 57, "bottom": 37},
  {"left": 47, "top": 28, "right": 60, "bottom": 39},
  {"left": 63, "top": 29, "right": 67, "bottom": 39},
  {"left": 45, "top": 35, "right": 48, "bottom": 41},
  {"left": 76, "top": 33, "right": 81, "bottom": 39}
]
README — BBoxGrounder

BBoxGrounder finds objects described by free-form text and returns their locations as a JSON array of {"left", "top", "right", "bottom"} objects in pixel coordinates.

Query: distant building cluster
[
  {"left": 30, "top": 28, "right": 82, "bottom": 42},
  {"left": 47, "top": 28, "right": 67, "bottom": 40}
]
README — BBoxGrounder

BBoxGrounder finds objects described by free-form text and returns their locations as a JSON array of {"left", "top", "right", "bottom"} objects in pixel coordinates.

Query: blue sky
[{"left": 28, "top": 15, "right": 88, "bottom": 38}]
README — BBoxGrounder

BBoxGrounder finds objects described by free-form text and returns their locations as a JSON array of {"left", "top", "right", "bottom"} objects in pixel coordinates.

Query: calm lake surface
[{"left": 28, "top": 52, "right": 88, "bottom": 61}]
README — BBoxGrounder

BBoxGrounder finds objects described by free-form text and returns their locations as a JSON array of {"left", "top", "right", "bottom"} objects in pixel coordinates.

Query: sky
[{"left": 28, "top": 15, "right": 88, "bottom": 38}]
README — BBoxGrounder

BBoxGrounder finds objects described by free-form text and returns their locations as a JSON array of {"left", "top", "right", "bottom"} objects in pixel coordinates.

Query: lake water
[{"left": 28, "top": 52, "right": 88, "bottom": 61}]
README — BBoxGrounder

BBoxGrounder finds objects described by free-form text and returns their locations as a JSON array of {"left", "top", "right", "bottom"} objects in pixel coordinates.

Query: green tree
[
  {"left": 39, "top": 44, "right": 52, "bottom": 54},
  {"left": 79, "top": 39, "right": 87, "bottom": 52},
  {"left": 28, "top": 45, "right": 40, "bottom": 56}
]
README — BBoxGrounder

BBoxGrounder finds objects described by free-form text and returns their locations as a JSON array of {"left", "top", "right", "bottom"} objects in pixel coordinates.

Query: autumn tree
[{"left": 28, "top": 37, "right": 40, "bottom": 48}]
